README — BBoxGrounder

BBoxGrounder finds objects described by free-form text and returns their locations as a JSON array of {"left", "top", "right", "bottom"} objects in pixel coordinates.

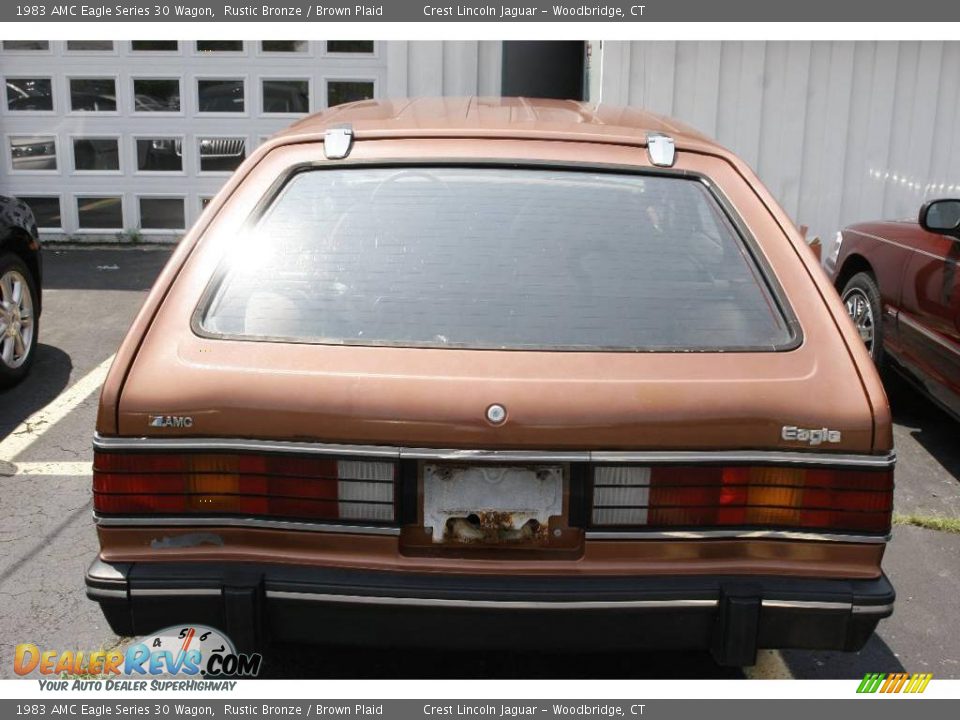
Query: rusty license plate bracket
[{"left": 422, "top": 463, "right": 564, "bottom": 545}]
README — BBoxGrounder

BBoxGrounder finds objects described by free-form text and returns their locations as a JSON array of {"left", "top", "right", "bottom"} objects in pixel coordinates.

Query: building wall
[
  {"left": 11, "top": 39, "right": 954, "bottom": 249},
  {"left": 386, "top": 41, "right": 502, "bottom": 97},
  {"left": 0, "top": 40, "right": 502, "bottom": 241},
  {"left": 599, "top": 41, "right": 960, "bottom": 244}
]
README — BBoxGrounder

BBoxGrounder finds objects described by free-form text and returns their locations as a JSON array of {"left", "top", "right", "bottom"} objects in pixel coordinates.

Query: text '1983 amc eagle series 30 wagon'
[{"left": 86, "top": 98, "right": 895, "bottom": 666}]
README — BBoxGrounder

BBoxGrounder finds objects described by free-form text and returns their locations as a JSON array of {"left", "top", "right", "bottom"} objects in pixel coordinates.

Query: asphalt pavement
[{"left": 1, "top": 246, "right": 958, "bottom": 680}]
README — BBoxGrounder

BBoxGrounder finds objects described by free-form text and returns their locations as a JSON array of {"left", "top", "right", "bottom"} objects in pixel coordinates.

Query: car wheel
[
  {"left": 841, "top": 271, "right": 883, "bottom": 367},
  {"left": 0, "top": 252, "right": 39, "bottom": 388}
]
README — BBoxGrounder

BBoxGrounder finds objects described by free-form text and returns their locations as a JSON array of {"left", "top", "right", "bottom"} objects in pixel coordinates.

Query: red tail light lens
[
  {"left": 93, "top": 451, "right": 396, "bottom": 523},
  {"left": 591, "top": 464, "right": 892, "bottom": 534}
]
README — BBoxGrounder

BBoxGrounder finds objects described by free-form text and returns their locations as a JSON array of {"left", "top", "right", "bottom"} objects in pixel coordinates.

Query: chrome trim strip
[
  {"left": 92, "top": 514, "right": 402, "bottom": 536},
  {"left": 852, "top": 603, "right": 895, "bottom": 615},
  {"left": 401, "top": 448, "right": 591, "bottom": 462},
  {"left": 100, "top": 587, "right": 893, "bottom": 615},
  {"left": 898, "top": 312, "right": 960, "bottom": 357},
  {"left": 264, "top": 591, "right": 717, "bottom": 610},
  {"left": 591, "top": 450, "right": 895, "bottom": 467},
  {"left": 93, "top": 433, "right": 895, "bottom": 468},
  {"left": 763, "top": 600, "right": 895, "bottom": 615},
  {"left": 585, "top": 529, "right": 891, "bottom": 544},
  {"left": 93, "top": 433, "right": 400, "bottom": 458},
  {"left": 761, "top": 599, "right": 851, "bottom": 611},
  {"left": 130, "top": 588, "right": 221, "bottom": 597}
]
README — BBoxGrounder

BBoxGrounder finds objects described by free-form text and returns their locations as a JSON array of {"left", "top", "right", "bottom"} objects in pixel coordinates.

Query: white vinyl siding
[{"left": 598, "top": 41, "right": 960, "bottom": 248}]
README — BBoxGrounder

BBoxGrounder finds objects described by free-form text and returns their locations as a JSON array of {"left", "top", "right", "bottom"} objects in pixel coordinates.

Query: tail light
[
  {"left": 93, "top": 451, "right": 396, "bottom": 524},
  {"left": 591, "top": 464, "right": 892, "bottom": 534}
]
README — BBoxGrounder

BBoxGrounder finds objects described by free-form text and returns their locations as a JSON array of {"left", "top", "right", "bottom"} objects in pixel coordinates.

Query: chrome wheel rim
[
  {"left": 0, "top": 269, "right": 34, "bottom": 370},
  {"left": 842, "top": 287, "right": 875, "bottom": 353}
]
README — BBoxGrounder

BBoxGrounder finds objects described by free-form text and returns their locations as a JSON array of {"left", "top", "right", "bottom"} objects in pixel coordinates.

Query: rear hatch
[
  {"left": 101, "top": 141, "right": 889, "bottom": 549},
  {"left": 116, "top": 158, "right": 876, "bottom": 451}
]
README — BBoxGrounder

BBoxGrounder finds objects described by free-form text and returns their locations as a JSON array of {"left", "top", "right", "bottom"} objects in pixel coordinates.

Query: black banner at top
[{"left": 1, "top": 0, "right": 957, "bottom": 23}]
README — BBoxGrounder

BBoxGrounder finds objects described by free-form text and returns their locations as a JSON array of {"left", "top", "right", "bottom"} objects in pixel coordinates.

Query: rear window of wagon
[{"left": 199, "top": 166, "right": 796, "bottom": 351}]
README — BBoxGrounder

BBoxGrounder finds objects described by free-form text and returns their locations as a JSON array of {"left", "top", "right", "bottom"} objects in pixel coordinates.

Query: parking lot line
[
  {"left": 11, "top": 461, "right": 93, "bottom": 476},
  {"left": 0, "top": 353, "right": 115, "bottom": 463},
  {"left": 743, "top": 649, "right": 794, "bottom": 679}
]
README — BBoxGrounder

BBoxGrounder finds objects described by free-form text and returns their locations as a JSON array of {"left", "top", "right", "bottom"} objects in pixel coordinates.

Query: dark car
[
  {"left": 828, "top": 198, "right": 960, "bottom": 420},
  {"left": 0, "top": 195, "right": 42, "bottom": 387}
]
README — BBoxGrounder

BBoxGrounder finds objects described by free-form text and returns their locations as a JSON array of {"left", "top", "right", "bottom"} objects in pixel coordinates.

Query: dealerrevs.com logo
[{"left": 14, "top": 625, "right": 262, "bottom": 689}]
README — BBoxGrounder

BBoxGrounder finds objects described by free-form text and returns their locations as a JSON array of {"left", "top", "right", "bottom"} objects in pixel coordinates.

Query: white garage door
[{"left": 0, "top": 40, "right": 386, "bottom": 240}]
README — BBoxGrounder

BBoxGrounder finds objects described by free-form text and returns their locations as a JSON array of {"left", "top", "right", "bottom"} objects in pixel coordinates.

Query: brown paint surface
[{"left": 98, "top": 526, "right": 884, "bottom": 579}]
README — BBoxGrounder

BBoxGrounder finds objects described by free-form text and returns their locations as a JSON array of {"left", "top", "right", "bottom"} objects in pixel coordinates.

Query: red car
[{"left": 828, "top": 198, "right": 960, "bottom": 419}]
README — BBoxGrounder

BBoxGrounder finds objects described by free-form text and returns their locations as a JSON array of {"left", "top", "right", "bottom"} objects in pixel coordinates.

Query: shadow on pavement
[
  {"left": 781, "top": 633, "right": 905, "bottom": 679},
  {"left": 0, "top": 344, "right": 73, "bottom": 439},
  {"left": 41, "top": 247, "right": 173, "bottom": 292},
  {"left": 257, "top": 644, "right": 743, "bottom": 679},
  {"left": 885, "top": 370, "right": 960, "bottom": 484}
]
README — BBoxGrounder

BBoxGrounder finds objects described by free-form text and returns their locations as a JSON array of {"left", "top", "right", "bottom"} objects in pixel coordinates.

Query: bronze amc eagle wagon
[{"left": 87, "top": 98, "right": 895, "bottom": 666}]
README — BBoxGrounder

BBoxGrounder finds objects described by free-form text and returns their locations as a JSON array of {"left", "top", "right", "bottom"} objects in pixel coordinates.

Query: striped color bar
[{"left": 857, "top": 672, "right": 933, "bottom": 694}]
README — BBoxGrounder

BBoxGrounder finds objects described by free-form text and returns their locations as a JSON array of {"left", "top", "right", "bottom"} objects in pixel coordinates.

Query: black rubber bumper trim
[{"left": 85, "top": 558, "right": 895, "bottom": 664}]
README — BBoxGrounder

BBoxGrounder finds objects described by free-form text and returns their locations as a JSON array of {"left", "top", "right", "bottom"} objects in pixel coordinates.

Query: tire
[
  {"left": 841, "top": 271, "right": 884, "bottom": 368},
  {"left": 0, "top": 251, "right": 40, "bottom": 388}
]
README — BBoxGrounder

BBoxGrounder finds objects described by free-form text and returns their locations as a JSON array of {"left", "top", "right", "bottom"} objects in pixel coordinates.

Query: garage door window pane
[
  {"left": 198, "top": 80, "right": 244, "bottom": 112},
  {"left": 73, "top": 138, "right": 119, "bottom": 171},
  {"left": 261, "top": 41, "right": 307, "bottom": 53},
  {"left": 263, "top": 80, "right": 309, "bottom": 114},
  {"left": 197, "top": 41, "right": 243, "bottom": 52},
  {"left": 10, "top": 136, "right": 57, "bottom": 171},
  {"left": 327, "top": 41, "right": 374, "bottom": 54},
  {"left": 77, "top": 197, "right": 122, "bottom": 229},
  {"left": 20, "top": 197, "right": 62, "bottom": 228},
  {"left": 132, "top": 41, "right": 178, "bottom": 51},
  {"left": 327, "top": 81, "right": 374, "bottom": 108},
  {"left": 6, "top": 78, "right": 53, "bottom": 111},
  {"left": 203, "top": 168, "right": 794, "bottom": 351},
  {"left": 134, "top": 79, "right": 181, "bottom": 112},
  {"left": 67, "top": 41, "right": 113, "bottom": 51},
  {"left": 199, "top": 137, "right": 246, "bottom": 172},
  {"left": 3, "top": 41, "right": 49, "bottom": 51},
  {"left": 136, "top": 138, "right": 183, "bottom": 172},
  {"left": 139, "top": 198, "right": 185, "bottom": 230},
  {"left": 70, "top": 78, "right": 117, "bottom": 111}
]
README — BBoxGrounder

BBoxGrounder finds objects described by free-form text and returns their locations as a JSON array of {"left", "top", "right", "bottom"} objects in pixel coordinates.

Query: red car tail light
[
  {"left": 591, "top": 464, "right": 893, "bottom": 534},
  {"left": 93, "top": 451, "right": 397, "bottom": 523}
]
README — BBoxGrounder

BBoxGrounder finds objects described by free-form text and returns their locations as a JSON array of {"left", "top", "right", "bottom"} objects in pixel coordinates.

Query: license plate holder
[{"left": 422, "top": 463, "right": 564, "bottom": 544}]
